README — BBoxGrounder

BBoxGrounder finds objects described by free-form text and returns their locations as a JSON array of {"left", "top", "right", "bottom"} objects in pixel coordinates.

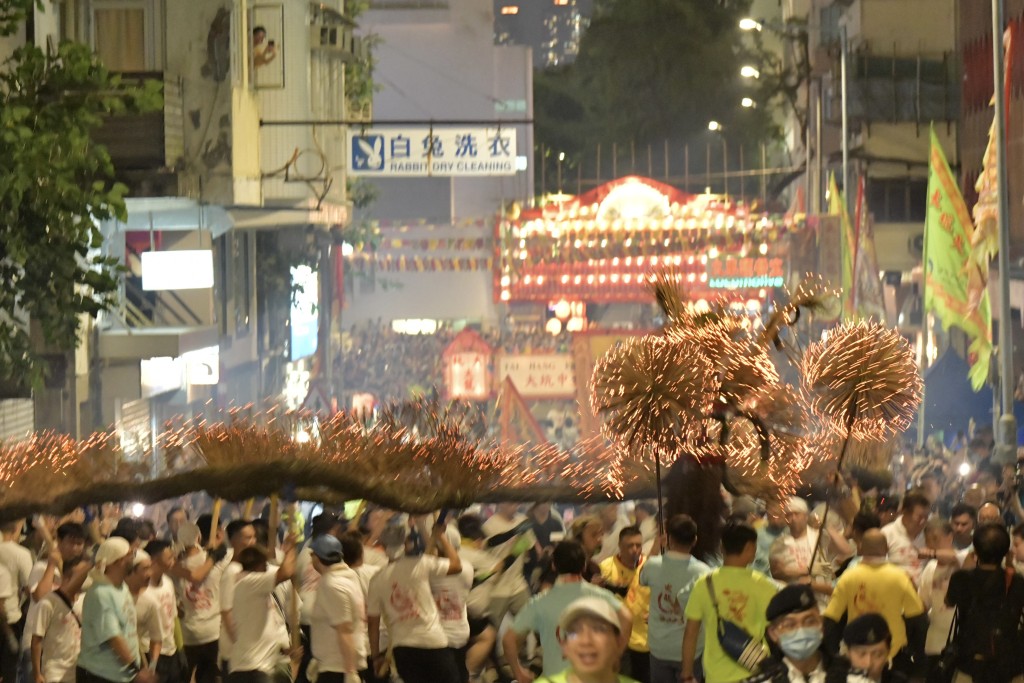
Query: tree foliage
[
  {"left": 0, "top": 26, "right": 161, "bottom": 389},
  {"left": 535, "top": 0, "right": 784, "bottom": 170}
]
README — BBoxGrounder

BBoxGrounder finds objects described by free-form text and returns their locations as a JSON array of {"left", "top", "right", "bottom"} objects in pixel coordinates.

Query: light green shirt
[
  {"left": 683, "top": 567, "right": 778, "bottom": 683},
  {"left": 539, "top": 670, "right": 637, "bottom": 683},
  {"left": 511, "top": 580, "right": 621, "bottom": 677},
  {"left": 78, "top": 580, "right": 139, "bottom": 683}
]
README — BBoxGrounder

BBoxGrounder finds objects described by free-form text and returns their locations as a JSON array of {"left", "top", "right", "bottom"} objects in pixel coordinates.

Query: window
[
  {"left": 90, "top": 0, "right": 162, "bottom": 71},
  {"left": 867, "top": 178, "right": 928, "bottom": 223},
  {"left": 819, "top": 4, "right": 842, "bottom": 47},
  {"left": 500, "top": 5, "right": 519, "bottom": 14}
]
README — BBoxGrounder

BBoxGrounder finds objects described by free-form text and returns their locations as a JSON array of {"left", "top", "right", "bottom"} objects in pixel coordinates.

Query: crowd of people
[
  {"left": 335, "top": 322, "right": 573, "bottom": 403},
  {"left": 0, "top": 443, "right": 1023, "bottom": 683}
]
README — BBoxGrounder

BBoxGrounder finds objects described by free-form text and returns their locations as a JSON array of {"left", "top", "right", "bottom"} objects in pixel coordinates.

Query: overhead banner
[
  {"left": 497, "top": 354, "right": 576, "bottom": 399},
  {"left": 349, "top": 127, "right": 517, "bottom": 176}
]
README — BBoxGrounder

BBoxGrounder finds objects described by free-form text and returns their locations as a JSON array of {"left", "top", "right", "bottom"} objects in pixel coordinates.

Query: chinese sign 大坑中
[{"left": 497, "top": 354, "right": 576, "bottom": 399}]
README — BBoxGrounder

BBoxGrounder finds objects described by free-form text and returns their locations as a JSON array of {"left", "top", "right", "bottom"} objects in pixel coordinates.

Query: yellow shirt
[
  {"left": 822, "top": 560, "right": 925, "bottom": 654},
  {"left": 684, "top": 567, "right": 778, "bottom": 683},
  {"left": 599, "top": 554, "right": 650, "bottom": 652}
]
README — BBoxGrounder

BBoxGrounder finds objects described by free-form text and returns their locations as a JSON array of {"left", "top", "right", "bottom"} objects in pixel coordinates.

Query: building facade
[{"left": 2, "top": 0, "right": 366, "bottom": 445}]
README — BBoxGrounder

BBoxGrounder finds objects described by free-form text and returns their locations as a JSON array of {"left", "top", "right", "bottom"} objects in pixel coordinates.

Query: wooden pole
[
  {"left": 207, "top": 499, "right": 223, "bottom": 549},
  {"left": 268, "top": 494, "right": 279, "bottom": 557}
]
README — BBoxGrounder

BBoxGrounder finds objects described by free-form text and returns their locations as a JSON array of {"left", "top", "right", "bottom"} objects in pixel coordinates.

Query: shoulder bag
[{"left": 706, "top": 571, "right": 767, "bottom": 671}]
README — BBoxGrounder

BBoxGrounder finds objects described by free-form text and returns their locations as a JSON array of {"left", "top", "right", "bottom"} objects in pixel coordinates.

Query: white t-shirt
[
  {"left": 882, "top": 518, "right": 925, "bottom": 584},
  {"left": 21, "top": 561, "right": 61, "bottom": 652},
  {"left": 0, "top": 564, "right": 13, "bottom": 623},
  {"left": 352, "top": 564, "right": 381, "bottom": 655},
  {"left": 311, "top": 565, "right": 366, "bottom": 673},
  {"left": 481, "top": 514, "right": 531, "bottom": 599},
  {"left": 229, "top": 569, "right": 286, "bottom": 674},
  {"left": 918, "top": 558, "right": 958, "bottom": 655},
  {"left": 178, "top": 550, "right": 222, "bottom": 646},
  {"left": 362, "top": 546, "right": 388, "bottom": 569},
  {"left": 296, "top": 545, "right": 320, "bottom": 626},
  {"left": 459, "top": 546, "right": 496, "bottom": 620},
  {"left": 218, "top": 561, "right": 242, "bottom": 663},
  {"left": 429, "top": 561, "right": 473, "bottom": 648},
  {"left": 366, "top": 556, "right": 450, "bottom": 649},
  {"left": 149, "top": 574, "right": 178, "bottom": 656},
  {"left": 32, "top": 592, "right": 82, "bottom": 683},
  {"left": 135, "top": 589, "right": 163, "bottom": 656},
  {"left": 0, "top": 540, "right": 33, "bottom": 623}
]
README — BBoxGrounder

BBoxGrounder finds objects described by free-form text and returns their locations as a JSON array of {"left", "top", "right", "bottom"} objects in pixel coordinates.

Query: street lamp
[
  {"left": 741, "top": 97, "right": 756, "bottom": 108},
  {"left": 740, "top": 65, "right": 760, "bottom": 79},
  {"left": 707, "top": 122, "right": 728, "bottom": 197},
  {"left": 557, "top": 151, "right": 565, "bottom": 192},
  {"left": 738, "top": 17, "right": 763, "bottom": 31}
]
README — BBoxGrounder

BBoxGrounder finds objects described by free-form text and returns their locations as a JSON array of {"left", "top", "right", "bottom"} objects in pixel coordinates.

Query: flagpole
[
  {"left": 918, "top": 172, "right": 930, "bottom": 447},
  {"left": 840, "top": 24, "right": 851, "bottom": 219},
  {"left": 993, "top": 0, "right": 1017, "bottom": 463}
]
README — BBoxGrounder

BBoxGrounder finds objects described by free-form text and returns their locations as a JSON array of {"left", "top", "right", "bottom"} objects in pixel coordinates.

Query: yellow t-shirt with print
[
  {"left": 822, "top": 560, "right": 925, "bottom": 655},
  {"left": 684, "top": 566, "right": 778, "bottom": 683},
  {"left": 599, "top": 554, "right": 650, "bottom": 653}
]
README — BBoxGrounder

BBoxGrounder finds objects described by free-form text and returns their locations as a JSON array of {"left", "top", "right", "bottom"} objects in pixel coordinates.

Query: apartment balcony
[
  {"left": 96, "top": 198, "right": 232, "bottom": 361},
  {"left": 92, "top": 72, "right": 185, "bottom": 198},
  {"left": 824, "top": 53, "right": 959, "bottom": 125}
]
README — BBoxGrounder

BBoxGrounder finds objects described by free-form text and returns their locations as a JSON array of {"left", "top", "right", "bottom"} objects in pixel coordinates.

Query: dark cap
[
  {"left": 457, "top": 514, "right": 486, "bottom": 541},
  {"left": 843, "top": 613, "right": 891, "bottom": 647},
  {"left": 765, "top": 584, "right": 817, "bottom": 622},
  {"left": 310, "top": 534, "right": 344, "bottom": 564}
]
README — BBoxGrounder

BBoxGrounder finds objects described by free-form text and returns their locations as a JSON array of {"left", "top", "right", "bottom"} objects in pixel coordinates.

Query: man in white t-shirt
[
  {"left": 21, "top": 522, "right": 87, "bottom": 681},
  {"left": 170, "top": 519, "right": 226, "bottom": 683},
  {"left": 428, "top": 529, "right": 473, "bottom": 683},
  {"left": 309, "top": 534, "right": 364, "bottom": 683},
  {"left": 225, "top": 537, "right": 296, "bottom": 683},
  {"left": 219, "top": 519, "right": 258, "bottom": 675},
  {"left": 0, "top": 521, "right": 33, "bottom": 638},
  {"left": 0, "top": 562, "right": 16, "bottom": 683},
  {"left": 481, "top": 504, "right": 533, "bottom": 630},
  {"left": 30, "top": 557, "right": 90, "bottom": 683},
  {"left": 367, "top": 517, "right": 463, "bottom": 683},
  {"left": 127, "top": 550, "right": 162, "bottom": 669},
  {"left": 297, "top": 512, "right": 345, "bottom": 683},
  {"left": 144, "top": 541, "right": 183, "bottom": 683},
  {"left": 338, "top": 532, "right": 379, "bottom": 681},
  {"left": 769, "top": 497, "right": 820, "bottom": 582},
  {"left": 881, "top": 490, "right": 930, "bottom": 585}
]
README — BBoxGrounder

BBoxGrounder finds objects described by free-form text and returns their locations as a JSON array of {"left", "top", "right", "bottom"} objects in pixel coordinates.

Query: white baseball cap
[{"left": 558, "top": 597, "right": 620, "bottom": 635}]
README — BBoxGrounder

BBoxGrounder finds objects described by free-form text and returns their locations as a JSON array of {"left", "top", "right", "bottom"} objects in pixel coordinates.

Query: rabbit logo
[{"left": 353, "top": 134, "right": 385, "bottom": 170}]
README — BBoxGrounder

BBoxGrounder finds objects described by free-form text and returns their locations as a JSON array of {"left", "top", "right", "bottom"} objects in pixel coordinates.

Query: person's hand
[
  {"left": 514, "top": 669, "right": 535, "bottom": 683},
  {"left": 209, "top": 543, "right": 229, "bottom": 563},
  {"left": 134, "top": 668, "right": 157, "bottom": 683},
  {"left": 372, "top": 654, "right": 389, "bottom": 678},
  {"left": 35, "top": 672, "right": 45, "bottom": 683},
  {"left": 47, "top": 545, "right": 62, "bottom": 568},
  {"left": 282, "top": 533, "right": 298, "bottom": 553}
]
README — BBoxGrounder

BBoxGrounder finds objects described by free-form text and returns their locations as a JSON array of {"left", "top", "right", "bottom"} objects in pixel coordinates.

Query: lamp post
[
  {"left": 992, "top": 0, "right": 1017, "bottom": 463},
  {"left": 557, "top": 151, "right": 565, "bottom": 193},
  {"left": 708, "top": 121, "right": 728, "bottom": 197}
]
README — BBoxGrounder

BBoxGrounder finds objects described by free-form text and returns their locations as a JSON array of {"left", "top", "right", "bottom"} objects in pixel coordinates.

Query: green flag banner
[{"left": 925, "top": 127, "right": 992, "bottom": 391}]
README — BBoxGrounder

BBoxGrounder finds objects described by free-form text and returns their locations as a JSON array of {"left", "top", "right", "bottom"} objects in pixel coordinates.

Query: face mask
[{"left": 778, "top": 626, "right": 822, "bottom": 661}]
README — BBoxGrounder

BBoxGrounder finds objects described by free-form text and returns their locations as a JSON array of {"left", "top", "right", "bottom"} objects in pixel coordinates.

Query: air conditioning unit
[{"left": 310, "top": 23, "right": 355, "bottom": 57}]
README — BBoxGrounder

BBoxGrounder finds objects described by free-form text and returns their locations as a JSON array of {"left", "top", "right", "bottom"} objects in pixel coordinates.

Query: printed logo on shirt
[
  {"left": 434, "top": 588, "right": 463, "bottom": 622},
  {"left": 852, "top": 584, "right": 881, "bottom": 615},
  {"left": 723, "top": 588, "right": 750, "bottom": 623},
  {"left": 184, "top": 583, "right": 212, "bottom": 611},
  {"left": 656, "top": 585, "right": 683, "bottom": 624},
  {"left": 388, "top": 582, "right": 420, "bottom": 622}
]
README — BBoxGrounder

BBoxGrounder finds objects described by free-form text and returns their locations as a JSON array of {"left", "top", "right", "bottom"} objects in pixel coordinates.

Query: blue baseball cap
[{"left": 310, "top": 534, "right": 344, "bottom": 564}]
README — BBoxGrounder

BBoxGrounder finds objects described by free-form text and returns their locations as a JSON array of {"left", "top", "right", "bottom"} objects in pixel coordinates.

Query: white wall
[{"left": 341, "top": 0, "right": 534, "bottom": 327}]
